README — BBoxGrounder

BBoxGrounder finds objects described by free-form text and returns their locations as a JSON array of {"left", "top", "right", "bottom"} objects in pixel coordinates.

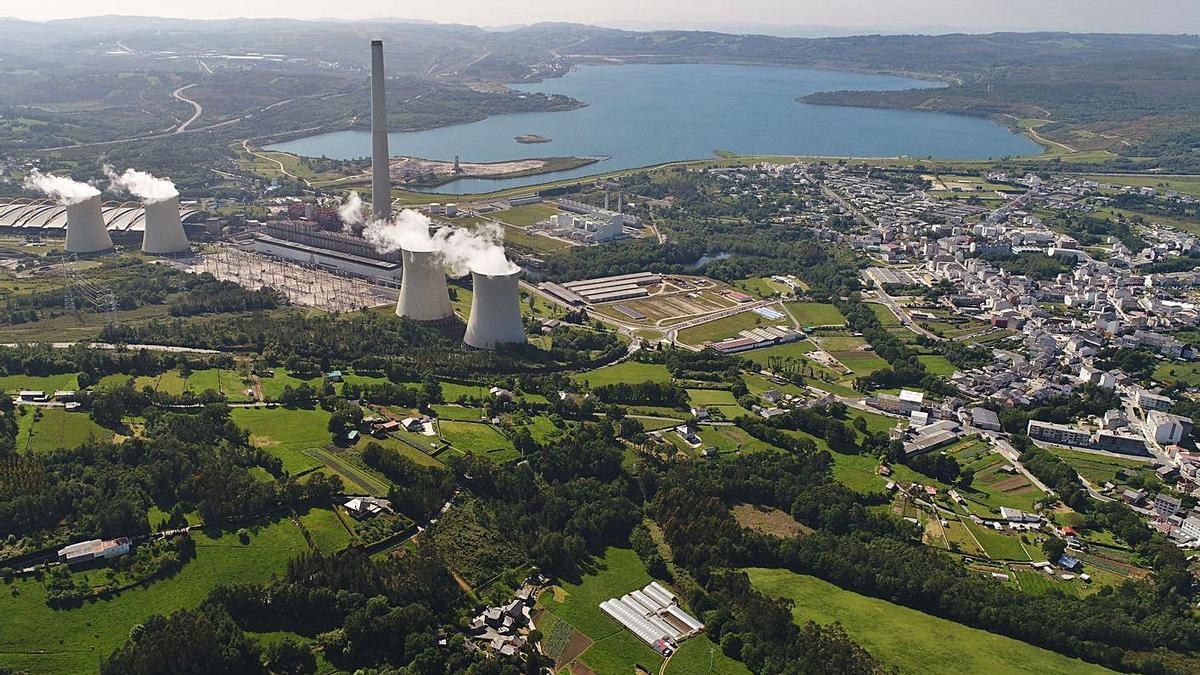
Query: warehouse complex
[
  {"left": 540, "top": 272, "right": 662, "bottom": 306},
  {"left": 0, "top": 198, "right": 204, "bottom": 233},
  {"left": 598, "top": 581, "right": 704, "bottom": 656}
]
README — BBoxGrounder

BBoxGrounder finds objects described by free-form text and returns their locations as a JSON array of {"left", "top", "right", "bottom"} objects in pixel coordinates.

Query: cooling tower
[
  {"left": 370, "top": 40, "right": 392, "bottom": 221},
  {"left": 65, "top": 195, "right": 113, "bottom": 254},
  {"left": 395, "top": 246, "right": 454, "bottom": 323},
  {"left": 463, "top": 265, "right": 525, "bottom": 349},
  {"left": 141, "top": 195, "right": 190, "bottom": 254}
]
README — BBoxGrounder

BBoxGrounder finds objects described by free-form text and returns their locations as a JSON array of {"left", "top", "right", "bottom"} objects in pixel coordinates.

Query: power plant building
[
  {"left": 464, "top": 266, "right": 525, "bottom": 349},
  {"left": 252, "top": 221, "right": 402, "bottom": 281},
  {"left": 0, "top": 198, "right": 204, "bottom": 234}
]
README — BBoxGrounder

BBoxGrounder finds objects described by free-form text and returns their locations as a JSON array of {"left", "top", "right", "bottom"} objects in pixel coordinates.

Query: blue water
[{"left": 269, "top": 63, "right": 1040, "bottom": 194}]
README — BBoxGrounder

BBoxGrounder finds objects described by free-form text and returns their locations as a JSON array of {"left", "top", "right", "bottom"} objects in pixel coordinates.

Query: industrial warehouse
[
  {"left": 598, "top": 581, "right": 704, "bottom": 656},
  {"left": 0, "top": 198, "right": 204, "bottom": 234},
  {"left": 540, "top": 272, "right": 662, "bottom": 305}
]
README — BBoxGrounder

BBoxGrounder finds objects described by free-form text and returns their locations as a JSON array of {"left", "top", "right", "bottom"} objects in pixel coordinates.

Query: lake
[{"left": 268, "top": 63, "right": 1041, "bottom": 194}]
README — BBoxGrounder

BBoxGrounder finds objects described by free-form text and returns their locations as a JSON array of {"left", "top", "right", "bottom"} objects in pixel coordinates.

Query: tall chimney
[
  {"left": 370, "top": 39, "right": 391, "bottom": 221},
  {"left": 65, "top": 194, "right": 113, "bottom": 254}
]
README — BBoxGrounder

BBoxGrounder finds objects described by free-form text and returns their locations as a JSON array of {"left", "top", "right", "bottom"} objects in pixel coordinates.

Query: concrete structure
[
  {"left": 370, "top": 39, "right": 391, "bottom": 221},
  {"left": 253, "top": 234, "right": 401, "bottom": 281},
  {"left": 1146, "top": 410, "right": 1189, "bottom": 445},
  {"left": 464, "top": 265, "right": 525, "bottom": 349},
  {"left": 0, "top": 198, "right": 202, "bottom": 232},
  {"left": 65, "top": 195, "right": 113, "bottom": 254},
  {"left": 141, "top": 195, "right": 190, "bottom": 254},
  {"left": 395, "top": 246, "right": 454, "bottom": 323}
]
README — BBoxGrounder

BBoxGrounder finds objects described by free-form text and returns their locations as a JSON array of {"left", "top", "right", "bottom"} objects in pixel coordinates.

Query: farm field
[
  {"left": 738, "top": 339, "right": 816, "bottom": 365},
  {"left": 184, "top": 368, "right": 254, "bottom": 401},
  {"left": 353, "top": 435, "right": 444, "bottom": 469},
  {"left": 573, "top": 361, "right": 673, "bottom": 386},
  {"left": 746, "top": 568, "right": 1111, "bottom": 675},
  {"left": 686, "top": 388, "right": 738, "bottom": 407},
  {"left": 1048, "top": 447, "right": 1153, "bottom": 485},
  {"left": 437, "top": 420, "right": 518, "bottom": 462},
  {"left": 231, "top": 407, "right": 332, "bottom": 474},
  {"left": 1079, "top": 174, "right": 1200, "bottom": 197},
  {"left": 832, "top": 350, "right": 889, "bottom": 376},
  {"left": 961, "top": 518, "right": 1033, "bottom": 561},
  {"left": 676, "top": 308, "right": 791, "bottom": 345},
  {"left": 13, "top": 406, "right": 110, "bottom": 453},
  {"left": 0, "top": 373, "right": 79, "bottom": 394},
  {"left": 917, "top": 354, "right": 957, "bottom": 377},
  {"left": 0, "top": 517, "right": 322, "bottom": 675},
  {"left": 256, "top": 370, "right": 323, "bottom": 401},
  {"left": 949, "top": 439, "right": 1045, "bottom": 516},
  {"left": 784, "top": 302, "right": 845, "bottom": 327},
  {"left": 540, "top": 547, "right": 746, "bottom": 675},
  {"left": 699, "top": 425, "right": 777, "bottom": 455}
]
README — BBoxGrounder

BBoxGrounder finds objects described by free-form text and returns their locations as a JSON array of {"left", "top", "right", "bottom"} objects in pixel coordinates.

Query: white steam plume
[
  {"left": 337, "top": 191, "right": 366, "bottom": 231},
  {"left": 104, "top": 166, "right": 178, "bottom": 203},
  {"left": 350, "top": 200, "right": 514, "bottom": 277},
  {"left": 22, "top": 170, "right": 99, "bottom": 205},
  {"left": 432, "top": 222, "right": 514, "bottom": 276}
]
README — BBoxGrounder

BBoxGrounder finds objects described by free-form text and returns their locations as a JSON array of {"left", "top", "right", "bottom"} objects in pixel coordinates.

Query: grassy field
[
  {"left": 352, "top": 435, "right": 444, "bottom": 469},
  {"left": 0, "top": 517, "right": 323, "bottom": 675},
  {"left": 739, "top": 339, "right": 817, "bottom": 366},
  {"left": 676, "top": 309, "right": 791, "bottom": 345},
  {"left": 961, "top": 518, "right": 1033, "bottom": 561},
  {"left": 747, "top": 568, "right": 1111, "bottom": 675},
  {"left": 257, "top": 370, "right": 323, "bottom": 401},
  {"left": 490, "top": 202, "right": 560, "bottom": 227},
  {"left": 14, "top": 406, "right": 110, "bottom": 454},
  {"left": 0, "top": 373, "right": 80, "bottom": 394},
  {"left": 438, "top": 420, "right": 518, "bottom": 462},
  {"left": 732, "top": 276, "right": 793, "bottom": 298},
  {"left": 832, "top": 350, "right": 889, "bottom": 376},
  {"left": 917, "top": 354, "right": 957, "bottom": 377},
  {"left": 1048, "top": 447, "right": 1152, "bottom": 485},
  {"left": 230, "top": 407, "right": 332, "bottom": 474},
  {"left": 1079, "top": 174, "right": 1200, "bottom": 197},
  {"left": 573, "top": 361, "right": 673, "bottom": 386},
  {"left": 698, "top": 426, "right": 777, "bottom": 454},
  {"left": 830, "top": 451, "right": 923, "bottom": 493},
  {"left": 784, "top": 302, "right": 845, "bottom": 327},
  {"left": 1153, "top": 361, "right": 1200, "bottom": 388}
]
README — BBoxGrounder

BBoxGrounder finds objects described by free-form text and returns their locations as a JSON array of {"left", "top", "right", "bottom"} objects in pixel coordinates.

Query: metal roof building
[{"left": 0, "top": 198, "right": 203, "bottom": 232}]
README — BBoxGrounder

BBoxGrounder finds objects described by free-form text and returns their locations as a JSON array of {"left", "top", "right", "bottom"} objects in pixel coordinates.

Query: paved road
[
  {"left": 172, "top": 83, "right": 203, "bottom": 132},
  {"left": 869, "top": 287, "right": 941, "bottom": 341},
  {"left": 1, "top": 341, "right": 224, "bottom": 354}
]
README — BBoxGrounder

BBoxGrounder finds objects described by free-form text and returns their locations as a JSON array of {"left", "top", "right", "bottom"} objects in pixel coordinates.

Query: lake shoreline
[{"left": 269, "top": 62, "right": 1039, "bottom": 193}]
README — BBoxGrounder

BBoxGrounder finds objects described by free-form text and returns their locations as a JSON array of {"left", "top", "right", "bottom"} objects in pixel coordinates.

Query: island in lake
[{"left": 515, "top": 134, "right": 551, "bottom": 144}]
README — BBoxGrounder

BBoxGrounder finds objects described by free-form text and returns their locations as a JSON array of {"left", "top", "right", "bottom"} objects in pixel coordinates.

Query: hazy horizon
[{"left": 6, "top": 0, "right": 1199, "bottom": 35}]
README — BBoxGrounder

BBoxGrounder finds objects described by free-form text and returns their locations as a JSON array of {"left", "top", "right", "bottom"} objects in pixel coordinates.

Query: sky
[{"left": 6, "top": 0, "right": 1199, "bottom": 35}]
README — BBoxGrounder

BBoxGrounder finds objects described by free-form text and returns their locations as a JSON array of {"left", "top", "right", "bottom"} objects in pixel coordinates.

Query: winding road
[{"left": 172, "top": 83, "right": 203, "bottom": 132}]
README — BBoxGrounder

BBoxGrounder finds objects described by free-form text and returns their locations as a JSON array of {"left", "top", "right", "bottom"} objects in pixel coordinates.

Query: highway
[{"left": 172, "top": 83, "right": 203, "bottom": 132}]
